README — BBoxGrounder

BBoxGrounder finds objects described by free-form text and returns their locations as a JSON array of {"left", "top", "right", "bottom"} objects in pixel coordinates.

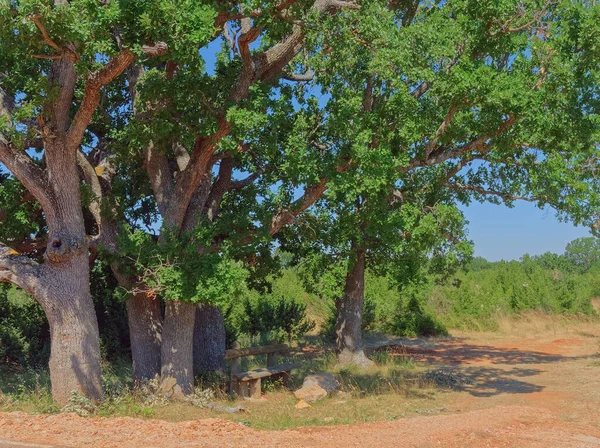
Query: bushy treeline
[
  {"left": 2, "top": 238, "right": 599, "bottom": 366},
  {"left": 429, "top": 250, "right": 600, "bottom": 331}
]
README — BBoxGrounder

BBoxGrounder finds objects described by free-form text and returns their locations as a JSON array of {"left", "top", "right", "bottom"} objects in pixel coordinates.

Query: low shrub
[{"left": 231, "top": 295, "right": 316, "bottom": 343}]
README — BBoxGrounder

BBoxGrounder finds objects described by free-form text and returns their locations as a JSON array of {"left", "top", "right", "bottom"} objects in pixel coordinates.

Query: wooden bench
[{"left": 226, "top": 341, "right": 299, "bottom": 399}]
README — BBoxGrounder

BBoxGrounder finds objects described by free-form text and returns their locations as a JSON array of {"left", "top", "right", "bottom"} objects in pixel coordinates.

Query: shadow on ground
[
  {"left": 367, "top": 336, "right": 598, "bottom": 398},
  {"left": 458, "top": 366, "right": 545, "bottom": 397}
]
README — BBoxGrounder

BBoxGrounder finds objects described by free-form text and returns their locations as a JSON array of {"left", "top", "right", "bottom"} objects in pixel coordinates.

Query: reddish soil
[{"left": 2, "top": 330, "right": 600, "bottom": 447}]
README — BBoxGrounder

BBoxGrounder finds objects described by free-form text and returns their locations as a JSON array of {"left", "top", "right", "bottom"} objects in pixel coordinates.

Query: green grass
[{"left": 0, "top": 345, "right": 445, "bottom": 429}]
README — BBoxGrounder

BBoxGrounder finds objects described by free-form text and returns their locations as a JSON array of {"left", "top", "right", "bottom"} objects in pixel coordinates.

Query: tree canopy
[{"left": 2, "top": 0, "right": 600, "bottom": 401}]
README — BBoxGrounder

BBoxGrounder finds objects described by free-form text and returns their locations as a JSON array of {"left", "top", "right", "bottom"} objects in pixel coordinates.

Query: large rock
[
  {"left": 302, "top": 374, "right": 339, "bottom": 393},
  {"left": 293, "top": 374, "right": 339, "bottom": 403},
  {"left": 294, "top": 384, "right": 327, "bottom": 403}
]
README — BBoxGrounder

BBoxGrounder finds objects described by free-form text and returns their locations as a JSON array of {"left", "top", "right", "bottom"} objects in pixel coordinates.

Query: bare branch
[
  {"left": 77, "top": 150, "right": 103, "bottom": 228},
  {"left": 445, "top": 181, "right": 537, "bottom": 203},
  {"left": 405, "top": 114, "right": 517, "bottom": 171},
  {"left": 282, "top": 70, "right": 315, "bottom": 82},
  {"left": 491, "top": 0, "right": 557, "bottom": 36},
  {"left": 141, "top": 41, "right": 169, "bottom": 57},
  {"left": 0, "top": 133, "right": 53, "bottom": 209},
  {"left": 67, "top": 49, "right": 135, "bottom": 152},
  {"left": 410, "top": 81, "right": 431, "bottom": 100},
  {"left": 425, "top": 103, "right": 461, "bottom": 160},
  {"left": 230, "top": 172, "right": 261, "bottom": 190},
  {"left": 180, "top": 173, "right": 213, "bottom": 233},
  {"left": 223, "top": 23, "right": 237, "bottom": 54},
  {"left": 32, "top": 54, "right": 65, "bottom": 60},
  {"left": 363, "top": 75, "right": 375, "bottom": 112},
  {"left": 204, "top": 157, "right": 234, "bottom": 222},
  {"left": 269, "top": 178, "right": 328, "bottom": 235},
  {"left": 144, "top": 142, "right": 175, "bottom": 217},
  {"left": 29, "top": 14, "right": 78, "bottom": 62}
]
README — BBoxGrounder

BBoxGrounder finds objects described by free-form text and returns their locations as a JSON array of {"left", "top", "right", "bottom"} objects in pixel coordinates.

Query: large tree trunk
[
  {"left": 1, "top": 28, "right": 134, "bottom": 405},
  {"left": 41, "top": 255, "right": 103, "bottom": 404},
  {"left": 126, "top": 292, "right": 163, "bottom": 382},
  {"left": 335, "top": 243, "right": 374, "bottom": 368},
  {"left": 160, "top": 300, "right": 196, "bottom": 395},
  {"left": 193, "top": 304, "right": 226, "bottom": 375},
  {"left": 112, "top": 269, "right": 163, "bottom": 383}
]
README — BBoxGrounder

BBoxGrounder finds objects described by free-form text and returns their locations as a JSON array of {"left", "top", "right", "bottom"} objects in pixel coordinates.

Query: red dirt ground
[{"left": 2, "top": 330, "right": 600, "bottom": 447}]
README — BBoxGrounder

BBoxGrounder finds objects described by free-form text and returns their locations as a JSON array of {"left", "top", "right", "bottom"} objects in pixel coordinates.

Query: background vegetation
[{"left": 2, "top": 236, "right": 598, "bottom": 369}]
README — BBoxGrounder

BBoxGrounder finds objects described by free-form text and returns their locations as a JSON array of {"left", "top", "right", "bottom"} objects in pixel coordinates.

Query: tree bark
[
  {"left": 126, "top": 292, "right": 163, "bottom": 382},
  {"left": 160, "top": 300, "right": 196, "bottom": 395},
  {"left": 40, "top": 254, "right": 103, "bottom": 404},
  {"left": 335, "top": 243, "right": 374, "bottom": 368},
  {"left": 193, "top": 304, "right": 226, "bottom": 375}
]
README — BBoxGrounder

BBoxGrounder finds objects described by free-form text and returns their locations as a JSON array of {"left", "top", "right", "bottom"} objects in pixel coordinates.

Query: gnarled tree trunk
[
  {"left": 112, "top": 269, "right": 163, "bottom": 383},
  {"left": 126, "top": 292, "right": 163, "bottom": 382},
  {"left": 335, "top": 242, "right": 374, "bottom": 368},
  {"left": 193, "top": 304, "right": 226, "bottom": 375},
  {"left": 160, "top": 300, "right": 196, "bottom": 395},
  {"left": 41, "top": 255, "right": 103, "bottom": 404}
]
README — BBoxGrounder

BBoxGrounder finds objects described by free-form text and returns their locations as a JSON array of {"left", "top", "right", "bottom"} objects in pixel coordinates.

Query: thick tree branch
[
  {"left": 282, "top": 70, "right": 315, "bottom": 82},
  {"left": 141, "top": 41, "right": 169, "bottom": 57},
  {"left": 144, "top": 143, "right": 175, "bottom": 217},
  {"left": 67, "top": 49, "right": 135, "bottom": 152},
  {"left": 166, "top": 0, "right": 359, "bottom": 231},
  {"left": 425, "top": 104, "right": 461, "bottom": 160},
  {"left": 77, "top": 150, "right": 103, "bottom": 229},
  {"left": 0, "top": 243, "right": 42, "bottom": 296},
  {"left": 230, "top": 172, "right": 261, "bottom": 190},
  {"left": 204, "top": 157, "right": 234, "bottom": 222},
  {"left": 7, "top": 237, "right": 48, "bottom": 255},
  {"left": 0, "top": 133, "right": 53, "bottom": 209},
  {"left": 30, "top": 14, "right": 78, "bottom": 62},
  {"left": 269, "top": 178, "right": 328, "bottom": 235},
  {"left": 405, "top": 114, "right": 517, "bottom": 171}
]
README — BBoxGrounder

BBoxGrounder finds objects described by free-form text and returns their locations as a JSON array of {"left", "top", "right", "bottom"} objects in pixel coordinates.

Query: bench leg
[
  {"left": 282, "top": 370, "right": 291, "bottom": 389},
  {"left": 249, "top": 378, "right": 262, "bottom": 399},
  {"left": 238, "top": 381, "right": 250, "bottom": 398},
  {"left": 229, "top": 379, "right": 238, "bottom": 397}
]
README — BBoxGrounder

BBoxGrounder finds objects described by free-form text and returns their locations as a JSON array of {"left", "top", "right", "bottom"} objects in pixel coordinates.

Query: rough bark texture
[
  {"left": 193, "top": 304, "right": 226, "bottom": 375},
  {"left": 126, "top": 293, "right": 163, "bottom": 382},
  {"left": 160, "top": 301, "right": 196, "bottom": 395},
  {"left": 335, "top": 244, "right": 374, "bottom": 368},
  {"left": 41, "top": 255, "right": 103, "bottom": 404}
]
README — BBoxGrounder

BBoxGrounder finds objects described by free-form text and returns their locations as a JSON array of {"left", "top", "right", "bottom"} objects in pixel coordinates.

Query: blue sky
[{"left": 460, "top": 201, "right": 591, "bottom": 261}]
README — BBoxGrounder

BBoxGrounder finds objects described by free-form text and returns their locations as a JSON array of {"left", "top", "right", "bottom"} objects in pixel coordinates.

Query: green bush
[
  {"left": 0, "top": 285, "right": 49, "bottom": 367},
  {"left": 237, "top": 295, "right": 316, "bottom": 342},
  {"left": 0, "top": 262, "right": 130, "bottom": 367},
  {"left": 389, "top": 294, "right": 447, "bottom": 338}
]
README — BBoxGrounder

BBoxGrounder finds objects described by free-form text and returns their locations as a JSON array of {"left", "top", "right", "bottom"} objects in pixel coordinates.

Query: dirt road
[{"left": 1, "top": 330, "right": 600, "bottom": 447}]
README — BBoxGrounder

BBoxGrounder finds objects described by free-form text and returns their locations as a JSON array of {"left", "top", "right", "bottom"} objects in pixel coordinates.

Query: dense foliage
[
  {"left": 3, "top": 0, "right": 600, "bottom": 400},
  {"left": 3, "top": 237, "right": 599, "bottom": 366}
]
